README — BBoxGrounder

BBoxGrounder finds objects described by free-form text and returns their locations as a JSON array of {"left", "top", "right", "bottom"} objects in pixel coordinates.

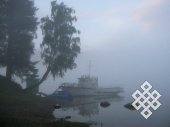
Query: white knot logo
[{"left": 132, "top": 81, "right": 161, "bottom": 119}]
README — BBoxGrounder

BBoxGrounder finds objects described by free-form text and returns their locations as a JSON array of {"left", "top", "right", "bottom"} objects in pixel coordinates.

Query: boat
[{"left": 54, "top": 75, "right": 123, "bottom": 97}]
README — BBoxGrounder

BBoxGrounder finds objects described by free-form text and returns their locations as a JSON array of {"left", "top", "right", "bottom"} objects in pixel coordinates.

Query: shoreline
[{"left": 0, "top": 75, "right": 90, "bottom": 127}]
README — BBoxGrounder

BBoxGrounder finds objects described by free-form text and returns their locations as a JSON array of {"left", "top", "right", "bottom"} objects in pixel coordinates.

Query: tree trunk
[
  {"left": 6, "top": 65, "right": 12, "bottom": 81},
  {"left": 26, "top": 66, "right": 51, "bottom": 91},
  {"left": 38, "top": 66, "right": 51, "bottom": 85}
]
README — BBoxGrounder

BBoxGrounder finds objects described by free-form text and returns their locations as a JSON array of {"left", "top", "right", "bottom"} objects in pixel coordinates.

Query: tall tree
[
  {"left": 29, "top": 0, "right": 80, "bottom": 89},
  {"left": 0, "top": 0, "right": 38, "bottom": 81}
]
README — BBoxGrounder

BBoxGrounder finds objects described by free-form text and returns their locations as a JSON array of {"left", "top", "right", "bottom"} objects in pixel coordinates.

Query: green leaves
[
  {"left": 0, "top": 0, "right": 80, "bottom": 89},
  {"left": 40, "top": 0, "right": 80, "bottom": 79},
  {"left": 0, "top": 0, "right": 38, "bottom": 80}
]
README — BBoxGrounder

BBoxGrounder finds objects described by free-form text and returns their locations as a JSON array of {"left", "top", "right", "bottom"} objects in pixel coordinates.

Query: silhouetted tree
[
  {"left": 29, "top": 0, "right": 80, "bottom": 89},
  {"left": 0, "top": 0, "right": 38, "bottom": 81}
]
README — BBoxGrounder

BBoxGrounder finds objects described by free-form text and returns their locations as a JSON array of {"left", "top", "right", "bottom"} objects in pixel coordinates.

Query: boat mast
[{"left": 88, "top": 61, "right": 91, "bottom": 77}]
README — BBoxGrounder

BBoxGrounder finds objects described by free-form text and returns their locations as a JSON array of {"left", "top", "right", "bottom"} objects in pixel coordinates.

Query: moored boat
[{"left": 54, "top": 75, "right": 122, "bottom": 97}]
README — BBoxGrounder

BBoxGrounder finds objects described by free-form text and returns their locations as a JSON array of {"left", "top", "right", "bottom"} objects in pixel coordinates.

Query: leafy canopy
[
  {"left": 0, "top": 0, "right": 38, "bottom": 80},
  {"left": 40, "top": 0, "right": 80, "bottom": 78}
]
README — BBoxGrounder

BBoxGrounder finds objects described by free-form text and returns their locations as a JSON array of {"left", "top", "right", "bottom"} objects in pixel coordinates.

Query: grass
[
  {"left": 0, "top": 75, "right": 90, "bottom": 127},
  {"left": 0, "top": 117, "right": 90, "bottom": 127}
]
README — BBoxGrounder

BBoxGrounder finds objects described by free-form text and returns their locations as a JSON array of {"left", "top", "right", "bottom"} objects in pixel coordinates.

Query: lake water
[{"left": 53, "top": 87, "right": 170, "bottom": 127}]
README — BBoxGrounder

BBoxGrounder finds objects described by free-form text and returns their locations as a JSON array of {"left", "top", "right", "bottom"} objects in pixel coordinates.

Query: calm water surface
[{"left": 53, "top": 88, "right": 170, "bottom": 127}]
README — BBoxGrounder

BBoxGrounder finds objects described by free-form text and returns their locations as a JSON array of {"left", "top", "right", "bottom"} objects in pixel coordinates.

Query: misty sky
[
  {"left": 32, "top": 0, "right": 170, "bottom": 94},
  {"left": 34, "top": 0, "right": 170, "bottom": 50}
]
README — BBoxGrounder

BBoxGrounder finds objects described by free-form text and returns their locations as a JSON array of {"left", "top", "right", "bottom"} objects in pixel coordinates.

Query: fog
[
  {"left": 1, "top": 1, "right": 169, "bottom": 126},
  {"left": 31, "top": 0, "right": 170, "bottom": 95},
  {"left": 1, "top": 0, "right": 169, "bottom": 96},
  {"left": 38, "top": 40, "right": 170, "bottom": 95}
]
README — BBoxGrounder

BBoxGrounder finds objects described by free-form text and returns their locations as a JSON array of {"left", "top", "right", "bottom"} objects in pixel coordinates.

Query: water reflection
[
  {"left": 78, "top": 103, "right": 99, "bottom": 116},
  {"left": 53, "top": 87, "right": 170, "bottom": 127},
  {"left": 54, "top": 95, "right": 123, "bottom": 118}
]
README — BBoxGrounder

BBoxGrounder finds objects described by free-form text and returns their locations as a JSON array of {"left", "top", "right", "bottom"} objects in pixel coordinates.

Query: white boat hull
[{"left": 59, "top": 86, "right": 121, "bottom": 97}]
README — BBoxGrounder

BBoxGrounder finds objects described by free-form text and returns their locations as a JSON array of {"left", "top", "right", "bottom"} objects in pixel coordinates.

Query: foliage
[
  {"left": 0, "top": 0, "right": 38, "bottom": 80},
  {"left": 39, "top": 0, "right": 80, "bottom": 83}
]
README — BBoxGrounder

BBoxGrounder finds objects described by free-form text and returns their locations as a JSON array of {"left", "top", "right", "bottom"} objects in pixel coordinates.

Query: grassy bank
[
  {"left": 0, "top": 75, "right": 89, "bottom": 127},
  {"left": 0, "top": 117, "right": 90, "bottom": 127}
]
